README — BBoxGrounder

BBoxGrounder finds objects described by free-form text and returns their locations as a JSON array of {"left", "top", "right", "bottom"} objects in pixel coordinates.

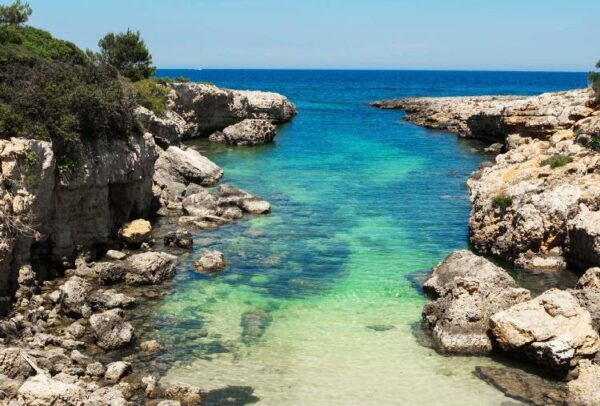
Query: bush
[
  {"left": 98, "top": 29, "right": 155, "bottom": 81},
  {"left": 124, "top": 78, "right": 169, "bottom": 116},
  {"left": 0, "top": 26, "right": 140, "bottom": 152},
  {"left": 541, "top": 155, "right": 573, "bottom": 168},
  {"left": 492, "top": 194, "right": 514, "bottom": 211},
  {"left": 0, "top": 0, "right": 31, "bottom": 26}
]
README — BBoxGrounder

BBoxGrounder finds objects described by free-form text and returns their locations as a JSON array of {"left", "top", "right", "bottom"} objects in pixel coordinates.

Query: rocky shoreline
[
  {"left": 373, "top": 88, "right": 600, "bottom": 404},
  {"left": 0, "top": 82, "right": 296, "bottom": 405}
]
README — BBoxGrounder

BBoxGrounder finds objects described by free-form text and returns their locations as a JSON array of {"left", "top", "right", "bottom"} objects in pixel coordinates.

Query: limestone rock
[
  {"left": 135, "top": 105, "right": 189, "bottom": 147},
  {"left": 17, "top": 373, "right": 87, "bottom": 406},
  {"left": 94, "top": 262, "right": 128, "bottom": 285},
  {"left": 104, "top": 361, "right": 131, "bottom": 383},
  {"left": 85, "top": 362, "right": 106, "bottom": 378},
  {"left": 568, "top": 206, "right": 600, "bottom": 270},
  {"left": 88, "top": 289, "right": 136, "bottom": 311},
  {"left": 164, "top": 382, "right": 201, "bottom": 406},
  {"left": 89, "top": 309, "right": 134, "bottom": 350},
  {"left": 422, "top": 251, "right": 530, "bottom": 353},
  {"left": 124, "top": 251, "right": 177, "bottom": 285},
  {"left": 566, "top": 359, "right": 600, "bottom": 406},
  {"left": 194, "top": 250, "right": 226, "bottom": 273},
  {"left": 55, "top": 277, "right": 92, "bottom": 318},
  {"left": 0, "top": 347, "right": 34, "bottom": 379},
  {"left": 210, "top": 119, "right": 277, "bottom": 146},
  {"left": 140, "top": 340, "right": 162, "bottom": 353},
  {"left": 239, "top": 197, "right": 271, "bottom": 214},
  {"left": 105, "top": 250, "right": 127, "bottom": 260},
  {"left": 85, "top": 386, "right": 129, "bottom": 406},
  {"left": 118, "top": 219, "right": 152, "bottom": 246},
  {"left": 490, "top": 289, "right": 600, "bottom": 372},
  {"left": 570, "top": 267, "right": 600, "bottom": 331}
]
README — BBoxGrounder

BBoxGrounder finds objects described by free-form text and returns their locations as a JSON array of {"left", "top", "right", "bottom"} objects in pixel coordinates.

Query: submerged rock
[
  {"left": 241, "top": 309, "right": 273, "bottom": 343},
  {"left": 490, "top": 289, "right": 600, "bottom": 373},
  {"left": 164, "top": 382, "right": 202, "bottom": 406}
]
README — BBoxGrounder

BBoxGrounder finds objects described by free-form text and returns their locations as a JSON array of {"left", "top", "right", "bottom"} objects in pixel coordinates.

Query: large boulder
[
  {"left": 53, "top": 277, "right": 92, "bottom": 318},
  {"left": 89, "top": 309, "right": 135, "bottom": 350},
  {"left": 490, "top": 289, "right": 600, "bottom": 372},
  {"left": 422, "top": 250, "right": 530, "bottom": 353},
  {"left": 124, "top": 251, "right": 177, "bottom": 285},
  {"left": 17, "top": 373, "right": 87, "bottom": 406},
  {"left": 210, "top": 119, "right": 277, "bottom": 146}
]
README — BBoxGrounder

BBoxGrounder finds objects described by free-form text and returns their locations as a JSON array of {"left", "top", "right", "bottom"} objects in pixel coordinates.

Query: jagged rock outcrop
[
  {"left": 570, "top": 267, "right": 600, "bottom": 331},
  {"left": 371, "top": 88, "right": 594, "bottom": 141},
  {"left": 490, "top": 289, "right": 600, "bottom": 373},
  {"left": 209, "top": 119, "right": 277, "bottom": 146},
  {"left": 167, "top": 83, "right": 296, "bottom": 137},
  {"left": 467, "top": 131, "right": 600, "bottom": 271},
  {"left": 422, "top": 250, "right": 530, "bottom": 353},
  {"left": 134, "top": 106, "right": 189, "bottom": 147},
  {"left": 0, "top": 134, "right": 157, "bottom": 314}
]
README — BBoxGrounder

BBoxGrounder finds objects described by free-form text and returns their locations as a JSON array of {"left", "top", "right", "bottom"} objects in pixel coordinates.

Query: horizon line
[{"left": 156, "top": 67, "right": 590, "bottom": 75}]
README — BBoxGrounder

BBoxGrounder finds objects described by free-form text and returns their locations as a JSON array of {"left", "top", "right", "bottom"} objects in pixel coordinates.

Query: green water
[{"left": 145, "top": 70, "right": 585, "bottom": 405}]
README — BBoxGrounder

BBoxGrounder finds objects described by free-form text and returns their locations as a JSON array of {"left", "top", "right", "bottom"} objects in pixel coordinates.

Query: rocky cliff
[{"left": 0, "top": 134, "right": 157, "bottom": 314}]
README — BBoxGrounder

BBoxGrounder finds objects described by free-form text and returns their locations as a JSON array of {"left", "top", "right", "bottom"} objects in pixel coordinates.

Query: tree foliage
[
  {"left": 0, "top": 25, "right": 140, "bottom": 151},
  {"left": 0, "top": 0, "right": 31, "bottom": 26},
  {"left": 590, "top": 59, "right": 600, "bottom": 102},
  {"left": 98, "top": 29, "right": 155, "bottom": 81}
]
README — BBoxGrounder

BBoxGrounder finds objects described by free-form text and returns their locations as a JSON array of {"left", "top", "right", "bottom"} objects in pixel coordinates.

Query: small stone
[
  {"left": 164, "top": 229, "right": 193, "bottom": 249},
  {"left": 86, "top": 362, "right": 106, "bottom": 378},
  {"left": 140, "top": 340, "right": 162, "bottom": 353},
  {"left": 142, "top": 375, "right": 159, "bottom": 398},
  {"left": 89, "top": 309, "right": 135, "bottom": 350},
  {"left": 105, "top": 250, "right": 127, "bottom": 260},
  {"left": 239, "top": 198, "right": 271, "bottom": 214},
  {"left": 194, "top": 250, "right": 226, "bottom": 273},
  {"left": 65, "top": 322, "right": 86, "bottom": 339},
  {"left": 70, "top": 350, "right": 89, "bottom": 365},
  {"left": 104, "top": 361, "right": 132, "bottom": 383}
]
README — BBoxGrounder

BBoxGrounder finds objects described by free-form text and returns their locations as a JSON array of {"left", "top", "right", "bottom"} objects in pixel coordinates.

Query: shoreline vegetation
[
  {"left": 0, "top": 3, "right": 296, "bottom": 404},
  {"left": 372, "top": 78, "right": 600, "bottom": 404}
]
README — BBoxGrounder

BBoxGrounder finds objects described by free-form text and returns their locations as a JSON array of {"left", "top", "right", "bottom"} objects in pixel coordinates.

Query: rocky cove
[
  {"left": 0, "top": 80, "right": 297, "bottom": 405},
  {"left": 372, "top": 88, "right": 600, "bottom": 404}
]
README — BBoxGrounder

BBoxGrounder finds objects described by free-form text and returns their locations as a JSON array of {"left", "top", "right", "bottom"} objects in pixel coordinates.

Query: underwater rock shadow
[{"left": 202, "top": 385, "right": 260, "bottom": 406}]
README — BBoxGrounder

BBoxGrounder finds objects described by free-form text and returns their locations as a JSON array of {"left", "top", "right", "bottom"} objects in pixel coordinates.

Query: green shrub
[
  {"left": 124, "top": 78, "right": 169, "bottom": 116},
  {"left": 0, "top": 26, "right": 140, "bottom": 150},
  {"left": 588, "top": 134, "right": 600, "bottom": 152},
  {"left": 492, "top": 194, "right": 514, "bottom": 211},
  {"left": 541, "top": 155, "right": 573, "bottom": 169},
  {"left": 98, "top": 29, "right": 155, "bottom": 81}
]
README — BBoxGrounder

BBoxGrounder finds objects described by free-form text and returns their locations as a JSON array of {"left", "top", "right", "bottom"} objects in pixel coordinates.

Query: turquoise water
[{"left": 153, "top": 70, "right": 587, "bottom": 405}]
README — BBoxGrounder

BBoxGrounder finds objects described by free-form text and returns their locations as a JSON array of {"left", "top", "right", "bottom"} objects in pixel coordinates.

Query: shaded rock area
[{"left": 422, "top": 251, "right": 530, "bottom": 353}]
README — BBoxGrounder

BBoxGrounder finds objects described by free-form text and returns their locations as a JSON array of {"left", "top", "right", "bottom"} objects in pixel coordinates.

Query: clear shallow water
[{"left": 153, "top": 70, "right": 587, "bottom": 405}]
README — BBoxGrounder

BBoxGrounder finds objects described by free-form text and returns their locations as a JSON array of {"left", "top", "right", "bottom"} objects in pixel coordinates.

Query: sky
[{"left": 24, "top": 0, "right": 599, "bottom": 71}]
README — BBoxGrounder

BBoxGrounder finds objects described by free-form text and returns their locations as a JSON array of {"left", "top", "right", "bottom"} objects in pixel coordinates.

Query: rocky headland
[
  {"left": 373, "top": 88, "right": 600, "bottom": 404},
  {"left": 0, "top": 81, "right": 296, "bottom": 405}
]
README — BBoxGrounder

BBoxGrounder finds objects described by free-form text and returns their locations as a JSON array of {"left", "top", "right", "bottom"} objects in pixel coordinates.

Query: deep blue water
[{"left": 153, "top": 70, "right": 587, "bottom": 405}]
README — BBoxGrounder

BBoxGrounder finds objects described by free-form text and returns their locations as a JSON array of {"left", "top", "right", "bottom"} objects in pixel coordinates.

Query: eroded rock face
[
  {"left": 490, "top": 289, "right": 600, "bottom": 372},
  {"left": 570, "top": 267, "right": 600, "bottom": 331},
  {"left": 467, "top": 134, "right": 600, "bottom": 271},
  {"left": 371, "top": 88, "right": 594, "bottom": 141},
  {"left": 134, "top": 106, "right": 189, "bottom": 147},
  {"left": 422, "top": 250, "right": 530, "bottom": 353},
  {"left": 566, "top": 359, "right": 600, "bottom": 406},
  {"left": 167, "top": 82, "right": 296, "bottom": 136},
  {"left": 89, "top": 309, "right": 134, "bottom": 350},
  {"left": 0, "top": 347, "right": 34, "bottom": 379},
  {"left": 210, "top": 119, "right": 277, "bottom": 146}
]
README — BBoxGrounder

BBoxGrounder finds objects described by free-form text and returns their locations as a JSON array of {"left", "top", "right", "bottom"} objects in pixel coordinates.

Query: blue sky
[{"left": 25, "top": 0, "right": 598, "bottom": 71}]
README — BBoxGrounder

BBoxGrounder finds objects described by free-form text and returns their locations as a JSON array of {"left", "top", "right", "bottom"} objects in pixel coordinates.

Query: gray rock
[
  {"left": 239, "top": 197, "right": 271, "bottom": 214},
  {"left": 104, "top": 361, "right": 131, "bottom": 383},
  {"left": 211, "top": 119, "right": 277, "bottom": 146},
  {"left": 17, "top": 373, "right": 87, "bottom": 406},
  {"left": 194, "top": 250, "right": 226, "bottom": 273},
  {"left": 65, "top": 322, "right": 86, "bottom": 340},
  {"left": 568, "top": 206, "right": 600, "bottom": 270},
  {"left": 55, "top": 277, "right": 92, "bottom": 318},
  {"left": 566, "top": 359, "right": 600, "bottom": 405},
  {"left": 85, "top": 362, "right": 106, "bottom": 378},
  {"left": 94, "top": 262, "right": 128, "bottom": 285},
  {"left": 89, "top": 309, "right": 134, "bottom": 350},
  {"left": 0, "top": 347, "right": 34, "bottom": 379},
  {"left": 85, "top": 386, "right": 129, "bottom": 406},
  {"left": 140, "top": 340, "right": 162, "bottom": 353},
  {"left": 124, "top": 252, "right": 177, "bottom": 286},
  {"left": 88, "top": 289, "right": 136, "bottom": 311},
  {"left": 164, "top": 229, "right": 193, "bottom": 249},
  {"left": 490, "top": 289, "right": 600, "bottom": 372}
]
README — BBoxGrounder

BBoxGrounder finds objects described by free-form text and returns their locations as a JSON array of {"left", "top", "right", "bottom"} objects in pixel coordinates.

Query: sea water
[{"left": 152, "top": 70, "right": 587, "bottom": 405}]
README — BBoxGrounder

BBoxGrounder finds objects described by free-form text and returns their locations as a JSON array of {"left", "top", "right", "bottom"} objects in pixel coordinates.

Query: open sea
[{"left": 151, "top": 70, "right": 587, "bottom": 405}]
